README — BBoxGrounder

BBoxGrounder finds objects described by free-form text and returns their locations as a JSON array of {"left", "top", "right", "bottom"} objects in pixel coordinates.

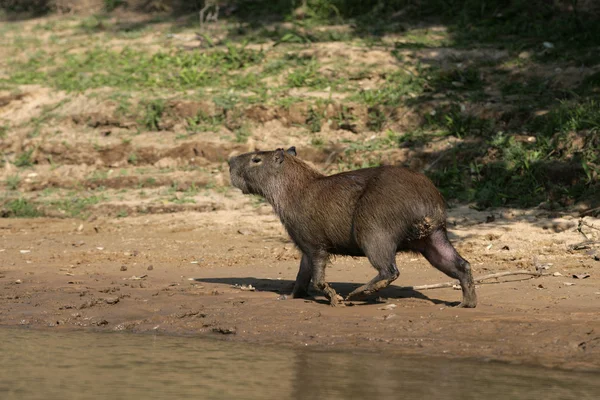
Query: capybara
[{"left": 229, "top": 147, "right": 477, "bottom": 307}]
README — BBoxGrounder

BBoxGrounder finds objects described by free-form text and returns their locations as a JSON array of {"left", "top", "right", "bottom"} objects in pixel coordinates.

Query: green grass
[
  {"left": 48, "top": 195, "right": 107, "bottom": 218},
  {"left": 352, "top": 70, "right": 426, "bottom": 107},
  {"left": 14, "top": 149, "right": 34, "bottom": 167},
  {"left": 1, "top": 2, "right": 598, "bottom": 211},
  {"left": 141, "top": 99, "right": 165, "bottom": 131},
  {"left": 2, "top": 198, "right": 41, "bottom": 218},
  {"left": 424, "top": 103, "right": 493, "bottom": 138},
  {"left": 234, "top": 124, "right": 252, "bottom": 143},
  {"left": 7, "top": 44, "right": 265, "bottom": 92},
  {"left": 187, "top": 112, "right": 225, "bottom": 134},
  {"left": 306, "top": 107, "right": 322, "bottom": 133},
  {"left": 5, "top": 175, "right": 20, "bottom": 190}
]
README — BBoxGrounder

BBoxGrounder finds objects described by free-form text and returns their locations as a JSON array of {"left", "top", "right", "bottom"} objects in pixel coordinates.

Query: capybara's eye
[{"left": 252, "top": 157, "right": 262, "bottom": 164}]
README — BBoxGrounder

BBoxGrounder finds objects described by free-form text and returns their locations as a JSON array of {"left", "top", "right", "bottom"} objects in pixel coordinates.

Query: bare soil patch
[{"left": 1, "top": 206, "right": 599, "bottom": 370}]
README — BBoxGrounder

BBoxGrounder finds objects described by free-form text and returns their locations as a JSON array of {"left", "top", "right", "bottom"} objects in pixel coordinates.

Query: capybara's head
[{"left": 229, "top": 147, "right": 297, "bottom": 196}]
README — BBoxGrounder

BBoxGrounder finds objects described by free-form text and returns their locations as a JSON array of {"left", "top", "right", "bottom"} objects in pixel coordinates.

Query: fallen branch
[
  {"left": 580, "top": 206, "right": 600, "bottom": 217},
  {"left": 404, "top": 270, "right": 547, "bottom": 291},
  {"left": 580, "top": 219, "right": 600, "bottom": 231},
  {"left": 569, "top": 240, "right": 600, "bottom": 250}
]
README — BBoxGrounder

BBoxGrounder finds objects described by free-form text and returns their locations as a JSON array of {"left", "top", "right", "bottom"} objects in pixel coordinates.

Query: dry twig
[{"left": 403, "top": 270, "right": 547, "bottom": 291}]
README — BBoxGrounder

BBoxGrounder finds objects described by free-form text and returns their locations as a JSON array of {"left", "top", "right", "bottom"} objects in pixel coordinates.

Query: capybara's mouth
[{"left": 229, "top": 173, "right": 250, "bottom": 194}]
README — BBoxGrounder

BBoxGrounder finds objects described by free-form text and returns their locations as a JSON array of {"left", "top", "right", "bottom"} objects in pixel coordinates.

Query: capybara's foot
[
  {"left": 456, "top": 295, "right": 477, "bottom": 308},
  {"left": 345, "top": 279, "right": 390, "bottom": 301},
  {"left": 291, "top": 285, "right": 309, "bottom": 299},
  {"left": 318, "top": 283, "right": 344, "bottom": 306},
  {"left": 457, "top": 282, "right": 477, "bottom": 308},
  {"left": 329, "top": 294, "right": 345, "bottom": 307}
]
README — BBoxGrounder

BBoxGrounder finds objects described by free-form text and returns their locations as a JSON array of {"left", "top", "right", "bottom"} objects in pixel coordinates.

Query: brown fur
[{"left": 229, "top": 147, "right": 477, "bottom": 307}]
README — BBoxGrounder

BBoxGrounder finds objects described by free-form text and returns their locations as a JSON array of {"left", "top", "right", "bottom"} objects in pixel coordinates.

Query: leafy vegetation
[
  {"left": 0, "top": 0, "right": 598, "bottom": 211},
  {"left": 2, "top": 198, "right": 41, "bottom": 217}
]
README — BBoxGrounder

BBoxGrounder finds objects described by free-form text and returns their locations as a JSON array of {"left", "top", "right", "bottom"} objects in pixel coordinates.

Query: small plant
[
  {"left": 306, "top": 107, "right": 322, "bottom": 133},
  {"left": 116, "top": 209, "right": 129, "bottom": 218},
  {"left": 4, "top": 198, "right": 41, "bottom": 218},
  {"left": 127, "top": 153, "right": 138, "bottom": 165},
  {"left": 49, "top": 195, "right": 105, "bottom": 218},
  {"left": 234, "top": 124, "right": 252, "bottom": 143},
  {"left": 14, "top": 149, "right": 34, "bottom": 167},
  {"left": 366, "top": 107, "right": 386, "bottom": 131},
  {"left": 0, "top": 124, "right": 8, "bottom": 138},
  {"left": 104, "top": 0, "right": 127, "bottom": 12},
  {"left": 79, "top": 16, "right": 105, "bottom": 33},
  {"left": 311, "top": 137, "right": 324, "bottom": 147},
  {"left": 141, "top": 99, "right": 165, "bottom": 131},
  {"left": 6, "top": 175, "right": 20, "bottom": 190}
]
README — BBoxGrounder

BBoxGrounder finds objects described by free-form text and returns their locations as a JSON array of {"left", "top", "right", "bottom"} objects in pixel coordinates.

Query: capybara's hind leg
[
  {"left": 311, "top": 252, "right": 343, "bottom": 306},
  {"left": 292, "top": 254, "right": 312, "bottom": 298},
  {"left": 422, "top": 230, "right": 477, "bottom": 308},
  {"left": 345, "top": 241, "right": 399, "bottom": 300}
]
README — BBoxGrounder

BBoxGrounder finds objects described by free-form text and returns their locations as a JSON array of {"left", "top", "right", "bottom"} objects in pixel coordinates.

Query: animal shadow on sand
[{"left": 192, "top": 277, "right": 459, "bottom": 307}]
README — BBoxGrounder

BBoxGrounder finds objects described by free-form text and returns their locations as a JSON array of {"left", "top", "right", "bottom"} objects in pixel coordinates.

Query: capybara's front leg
[
  {"left": 292, "top": 253, "right": 312, "bottom": 298},
  {"left": 310, "top": 252, "right": 343, "bottom": 306}
]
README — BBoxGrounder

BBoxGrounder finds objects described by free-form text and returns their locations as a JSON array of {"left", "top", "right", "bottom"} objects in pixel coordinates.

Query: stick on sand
[{"left": 405, "top": 271, "right": 546, "bottom": 291}]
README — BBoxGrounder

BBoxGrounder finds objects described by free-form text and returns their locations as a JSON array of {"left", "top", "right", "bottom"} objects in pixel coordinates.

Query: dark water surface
[{"left": 0, "top": 328, "right": 598, "bottom": 399}]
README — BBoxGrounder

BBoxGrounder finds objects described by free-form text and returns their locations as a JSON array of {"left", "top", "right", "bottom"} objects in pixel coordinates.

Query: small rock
[
  {"left": 594, "top": 255, "right": 600, "bottom": 262},
  {"left": 379, "top": 304, "right": 397, "bottom": 311},
  {"left": 15, "top": 279, "right": 22, "bottom": 284},
  {"left": 79, "top": 299, "right": 97, "bottom": 309},
  {"left": 77, "top": 224, "right": 84, "bottom": 232},
  {"left": 19, "top": 250, "right": 31, "bottom": 254},
  {"left": 212, "top": 327, "right": 236, "bottom": 335},
  {"left": 486, "top": 215, "right": 496, "bottom": 223},
  {"left": 553, "top": 272, "right": 563, "bottom": 277},
  {"left": 127, "top": 275, "right": 147, "bottom": 280},
  {"left": 120, "top": 265, "right": 127, "bottom": 271},
  {"left": 104, "top": 297, "right": 120, "bottom": 305},
  {"left": 542, "top": 41, "right": 554, "bottom": 49},
  {"left": 501, "top": 245, "right": 510, "bottom": 250},
  {"left": 94, "top": 319, "right": 109, "bottom": 326},
  {"left": 147, "top": 265, "right": 154, "bottom": 271},
  {"left": 573, "top": 273, "right": 590, "bottom": 280},
  {"left": 237, "top": 229, "right": 252, "bottom": 235},
  {"left": 563, "top": 282, "right": 575, "bottom": 286},
  {"left": 232, "top": 284, "right": 255, "bottom": 291},
  {"left": 518, "top": 51, "right": 531, "bottom": 59},
  {"left": 383, "top": 314, "right": 396, "bottom": 320},
  {"left": 277, "top": 295, "right": 288, "bottom": 300}
]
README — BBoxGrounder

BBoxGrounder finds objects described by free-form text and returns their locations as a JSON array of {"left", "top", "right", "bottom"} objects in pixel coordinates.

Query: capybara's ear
[
  {"left": 274, "top": 148, "right": 285, "bottom": 163},
  {"left": 286, "top": 146, "right": 297, "bottom": 156}
]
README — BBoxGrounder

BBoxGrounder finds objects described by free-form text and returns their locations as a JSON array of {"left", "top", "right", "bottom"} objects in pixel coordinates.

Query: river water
[{"left": 0, "top": 328, "right": 598, "bottom": 399}]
